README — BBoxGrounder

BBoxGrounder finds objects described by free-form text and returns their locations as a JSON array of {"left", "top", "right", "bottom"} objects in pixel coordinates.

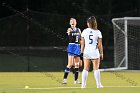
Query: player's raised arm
[{"left": 67, "top": 28, "right": 72, "bottom": 35}]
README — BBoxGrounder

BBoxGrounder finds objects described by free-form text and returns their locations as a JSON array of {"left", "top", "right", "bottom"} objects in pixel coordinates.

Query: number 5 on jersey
[
  {"left": 75, "top": 35, "right": 79, "bottom": 42},
  {"left": 89, "top": 35, "right": 93, "bottom": 44}
]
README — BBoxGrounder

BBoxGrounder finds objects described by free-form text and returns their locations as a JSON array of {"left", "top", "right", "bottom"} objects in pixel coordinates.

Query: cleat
[
  {"left": 97, "top": 84, "right": 104, "bottom": 88},
  {"left": 81, "top": 85, "right": 86, "bottom": 88},
  {"left": 74, "top": 80, "right": 81, "bottom": 84},
  {"left": 81, "top": 86, "right": 86, "bottom": 88},
  {"left": 62, "top": 79, "right": 67, "bottom": 84}
]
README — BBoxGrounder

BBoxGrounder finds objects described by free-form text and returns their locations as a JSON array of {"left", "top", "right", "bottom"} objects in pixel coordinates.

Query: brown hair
[{"left": 87, "top": 16, "right": 97, "bottom": 29}]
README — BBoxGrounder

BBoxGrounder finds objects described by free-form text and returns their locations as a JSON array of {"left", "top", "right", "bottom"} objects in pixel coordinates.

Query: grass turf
[{"left": 0, "top": 72, "right": 139, "bottom": 93}]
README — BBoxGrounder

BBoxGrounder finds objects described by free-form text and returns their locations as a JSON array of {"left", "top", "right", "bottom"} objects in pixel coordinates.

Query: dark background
[
  {"left": 0, "top": 0, "right": 140, "bottom": 18},
  {"left": 0, "top": 0, "right": 139, "bottom": 71},
  {"left": 0, "top": 0, "right": 139, "bottom": 46}
]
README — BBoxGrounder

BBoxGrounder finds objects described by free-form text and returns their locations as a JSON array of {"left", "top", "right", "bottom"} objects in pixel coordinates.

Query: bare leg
[{"left": 73, "top": 56, "right": 81, "bottom": 84}]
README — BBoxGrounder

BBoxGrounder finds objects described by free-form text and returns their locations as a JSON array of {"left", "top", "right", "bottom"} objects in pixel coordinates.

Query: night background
[
  {"left": 0, "top": 0, "right": 140, "bottom": 92},
  {"left": 0, "top": 0, "right": 139, "bottom": 71},
  {"left": 0, "top": 0, "right": 139, "bottom": 46},
  {"left": 0, "top": 0, "right": 140, "bottom": 18}
]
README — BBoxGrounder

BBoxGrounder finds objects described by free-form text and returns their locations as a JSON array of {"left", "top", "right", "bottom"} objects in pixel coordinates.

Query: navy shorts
[{"left": 68, "top": 43, "right": 80, "bottom": 56}]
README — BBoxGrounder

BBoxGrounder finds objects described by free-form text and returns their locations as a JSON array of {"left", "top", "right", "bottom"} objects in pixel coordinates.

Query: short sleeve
[{"left": 98, "top": 31, "right": 102, "bottom": 38}]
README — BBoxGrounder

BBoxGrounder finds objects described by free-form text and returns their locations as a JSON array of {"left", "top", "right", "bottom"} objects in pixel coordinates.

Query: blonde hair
[{"left": 70, "top": 18, "right": 76, "bottom": 21}]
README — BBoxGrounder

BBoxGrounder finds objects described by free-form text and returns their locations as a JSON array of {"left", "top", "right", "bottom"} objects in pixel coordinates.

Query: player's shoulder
[
  {"left": 77, "top": 28, "right": 81, "bottom": 32},
  {"left": 97, "top": 29, "right": 101, "bottom": 32},
  {"left": 95, "top": 29, "right": 102, "bottom": 38},
  {"left": 95, "top": 29, "right": 101, "bottom": 33},
  {"left": 77, "top": 28, "right": 81, "bottom": 30},
  {"left": 82, "top": 28, "right": 90, "bottom": 32},
  {"left": 82, "top": 28, "right": 92, "bottom": 35}
]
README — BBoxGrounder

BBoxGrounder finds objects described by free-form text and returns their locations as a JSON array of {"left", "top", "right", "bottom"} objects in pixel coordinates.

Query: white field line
[
  {"left": 0, "top": 86, "right": 140, "bottom": 90},
  {"left": 23, "top": 86, "right": 140, "bottom": 89},
  {"left": 24, "top": 87, "right": 80, "bottom": 90},
  {"left": 104, "top": 86, "right": 140, "bottom": 88}
]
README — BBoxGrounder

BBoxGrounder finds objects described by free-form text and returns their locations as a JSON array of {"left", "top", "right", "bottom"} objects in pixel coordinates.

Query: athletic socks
[
  {"left": 63, "top": 67, "right": 70, "bottom": 79},
  {"left": 81, "top": 70, "right": 88, "bottom": 88},
  {"left": 63, "top": 66, "right": 81, "bottom": 84},
  {"left": 94, "top": 69, "right": 99, "bottom": 85},
  {"left": 71, "top": 66, "right": 75, "bottom": 75},
  {"left": 74, "top": 68, "right": 79, "bottom": 81},
  {"left": 81, "top": 69, "right": 103, "bottom": 88},
  {"left": 94, "top": 69, "right": 103, "bottom": 88}
]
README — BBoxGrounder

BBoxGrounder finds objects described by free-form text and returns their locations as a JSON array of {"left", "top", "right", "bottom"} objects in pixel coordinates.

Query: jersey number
[
  {"left": 75, "top": 35, "right": 79, "bottom": 42},
  {"left": 89, "top": 35, "right": 93, "bottom": 44}
]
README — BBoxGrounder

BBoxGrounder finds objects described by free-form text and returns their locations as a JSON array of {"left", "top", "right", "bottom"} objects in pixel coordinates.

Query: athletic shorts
[
  {"left": 83, "top": 46, "right": 100, "bottom": 59},
  {"left": 68, "top": 43, "right": 80, "bottom": 56}
]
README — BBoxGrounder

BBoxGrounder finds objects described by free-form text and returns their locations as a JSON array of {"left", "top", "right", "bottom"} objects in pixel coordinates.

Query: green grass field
[{"left": 0, "top": 72, "right": 140, "bottom": 93}]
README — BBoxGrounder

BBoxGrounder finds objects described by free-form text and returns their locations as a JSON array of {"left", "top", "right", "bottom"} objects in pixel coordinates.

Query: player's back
[{"left": 82, "top": 28, "right": 102, "bottom": 49}]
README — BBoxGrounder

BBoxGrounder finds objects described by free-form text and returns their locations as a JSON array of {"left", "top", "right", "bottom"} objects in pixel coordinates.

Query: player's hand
[
  {"left": 80, "top": 53, "right": 83, "bottom": 60},
  {"left": 100, "top": 54, "right": 103, "bottom": 60},
  {"left": 67, "top": 28, "right": 72, "bottom": 35}
]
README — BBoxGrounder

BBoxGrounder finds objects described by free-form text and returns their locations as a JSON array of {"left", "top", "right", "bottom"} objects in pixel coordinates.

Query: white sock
[
  {"left": 98, "top": 69, "right": 102, "bottom": 86},
  {"left": 94, "top": 69, "right": 100, "bottom": 86},
  {"left": 81, "top": 70, "right": 88, "bottom": 87}
]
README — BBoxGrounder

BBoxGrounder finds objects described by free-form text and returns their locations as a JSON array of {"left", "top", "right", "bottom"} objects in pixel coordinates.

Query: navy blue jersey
[{"left": 68, "top": 28, "right": 81, "bottom": 44}]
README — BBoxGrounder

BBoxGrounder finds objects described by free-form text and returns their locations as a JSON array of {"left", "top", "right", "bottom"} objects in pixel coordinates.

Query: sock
[
  {"left": 63, "top": 67, "right": 70, "bottom": 79},
  {"left": 71, "top": 66, "right": 75, "bottom": 75},
  {"left": 94, "top": 69, "right": 100, "bottom": 86},
  {"left": 98, "top": 69, "right": 102, "bottom": 85},
  {"left": 82, "top": 70, "right": 88, "bottom": 87},
  {"left": 74, "top": 68, "right": 79, "bottom": 81}
]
